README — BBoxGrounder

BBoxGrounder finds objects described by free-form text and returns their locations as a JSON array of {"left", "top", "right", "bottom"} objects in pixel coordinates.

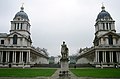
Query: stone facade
[
  {"left": 77, "top": 5, "right": 120, "bottom": 68},
  {"left": 0, "top": 6, "right": 49, "bottom": 68}
]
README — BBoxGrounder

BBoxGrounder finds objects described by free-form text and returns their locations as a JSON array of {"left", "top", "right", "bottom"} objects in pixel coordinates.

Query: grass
[
  {"left": 70, "top": 68, "right": 120, "bottom": 78},
  {"left": 0, "top": 68, "right": 57, "bottom": 77}
]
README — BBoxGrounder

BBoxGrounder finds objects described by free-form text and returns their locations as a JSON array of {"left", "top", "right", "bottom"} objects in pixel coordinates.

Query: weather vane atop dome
[
  {"left": 101, "top": 2, "right": 105, "bottom": 10},
  {"left": 21, "top": 3, "right": 24, "bottom": 11},
  {"left": 102, "top": 2, "right": 104, "bottom": 6},
  {"left": 22, "top": 3, "right": 24, "bottom": 7}
]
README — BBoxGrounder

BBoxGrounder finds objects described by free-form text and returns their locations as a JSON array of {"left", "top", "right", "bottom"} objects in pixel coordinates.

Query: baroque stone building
[
  {"left": 77, "top": 5, "right": 120, "bottom": 68},
  {"left": 0, "top": 6, "right": 49, "bottom": 67}
]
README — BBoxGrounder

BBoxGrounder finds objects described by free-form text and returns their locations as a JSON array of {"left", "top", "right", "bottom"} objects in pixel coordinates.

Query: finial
[
  {"left": 101, "top": 2, "right": 105, "bottom": 10},
  {"left": 20, "top": 3, "right": 24, "bottom": 11}
]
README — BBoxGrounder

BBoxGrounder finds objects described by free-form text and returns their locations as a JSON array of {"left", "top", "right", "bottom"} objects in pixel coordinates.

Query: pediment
[
  {"left": 99, "top": 32, "right": 120, "bottom": 38},
  {"left": 8, "top": 32, "right": 24, "bottom": 38}
]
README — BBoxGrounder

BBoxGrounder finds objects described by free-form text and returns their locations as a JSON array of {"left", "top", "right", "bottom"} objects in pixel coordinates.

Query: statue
[
  {"left": 59, "top": 41, "right": 70, "bottom": 78},
  {"left": 61, "top": 41, "right": 69, "bottom": 59}
]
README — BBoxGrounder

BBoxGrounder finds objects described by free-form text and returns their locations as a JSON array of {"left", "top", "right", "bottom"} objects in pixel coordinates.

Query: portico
[{"left": 95, "top": 51, "right": 120, "bottom": 63}]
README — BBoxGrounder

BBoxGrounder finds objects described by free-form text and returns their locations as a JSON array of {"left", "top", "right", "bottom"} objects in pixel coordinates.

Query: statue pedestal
[
  {"left": 60, "top": 58, "right": 69, "bottom": 71},
  {"left": 59, "top": 58, "right": 70, "bottom": 79}
]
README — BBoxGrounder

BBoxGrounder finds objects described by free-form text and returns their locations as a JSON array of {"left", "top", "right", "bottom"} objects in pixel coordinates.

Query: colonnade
[
  {"left": 95, "top": 51, "right": 120, "bottom": 63},
  {"left": 0, "top": 51, "right": 30, "bottom": 64}
]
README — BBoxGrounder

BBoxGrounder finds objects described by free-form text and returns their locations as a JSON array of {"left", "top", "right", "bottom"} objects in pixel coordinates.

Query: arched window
[
  {"left": 13, "top": 35, "right": 17, "bottom": 44},
  {"left": 108, "top": 35, "right": 113, "bottom": 45}
]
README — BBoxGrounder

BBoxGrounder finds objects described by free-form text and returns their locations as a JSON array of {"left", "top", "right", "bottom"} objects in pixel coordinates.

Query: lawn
[
  {"left": 0, "top": 68, "right": 57, "bottom": 77},
  {"left": 70, "top": 68, "right": 120, "bottom": 78}
]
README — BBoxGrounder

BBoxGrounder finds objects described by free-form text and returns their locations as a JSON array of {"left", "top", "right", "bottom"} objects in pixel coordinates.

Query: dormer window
[{"left": 1, "top": 40, "right": 4, "bottom": 44}]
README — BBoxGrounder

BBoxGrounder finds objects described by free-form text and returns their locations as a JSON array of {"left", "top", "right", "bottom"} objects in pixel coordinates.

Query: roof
[
  {"left": 96, "top": 6, "right": 112, "bottom": 21},
  {"left": 13, "top": 6, "right": 29, "bottom": 21},
  {"left": 0, "top": 33, "right": 8, "bottom": 37}
]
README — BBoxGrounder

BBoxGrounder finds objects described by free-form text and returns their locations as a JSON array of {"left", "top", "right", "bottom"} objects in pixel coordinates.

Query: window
[
  {"left": 21, "top": 23, "right": 22, "bottom": 29},
  {"left": 26, "top": 25, "right": 28, "bottom": 30},
  {"left": 15, "top": 23, "right": 16, "bottom": 30},
  {"left": 13, "top": 35, "right": 17, "bottom": 44},
  {"left": 108, "top": 35, "right": 113, "bottom": 45},
  {"left": 109, "top": 23, "right": 111, "bottom": 30},
  {"left": 17, "top": 23, "right": 19, "bottom": 29},
  {"left": 18, "top": 18, "right": 20, "bottom": 20},
  {"left": 106, "top": 23, "right": 108, "bottom": 30},
  {"left": 103, "top": 24, "right": 105, "bottom": 30},
  {"left": 1, "top": 40, "right": 4, "bottom": 44},
  {"left": 103, "top": 23, "right": 105, "bottom": 29}
]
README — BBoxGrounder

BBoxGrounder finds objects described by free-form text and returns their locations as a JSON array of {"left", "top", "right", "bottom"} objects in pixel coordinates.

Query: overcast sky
[{"left": 0, "top": 0, "right": 120, "bottom": 56}]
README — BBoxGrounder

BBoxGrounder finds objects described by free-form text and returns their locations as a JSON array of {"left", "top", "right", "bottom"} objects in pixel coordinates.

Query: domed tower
[
  {"left": 94, "top": 5, "right": 116, "bottom": 46},
  {"left": 95, "top": 5, "right": 116, "bottom": 37},
  {"left": 9, "top": 5, "right": 32, "bottom": 46},
  {"left": 10, "top": 5, "right": 31, "bottom": 37}
]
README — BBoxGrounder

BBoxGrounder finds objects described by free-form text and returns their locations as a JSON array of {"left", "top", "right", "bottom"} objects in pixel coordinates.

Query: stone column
[
  {"left": 105, "top": 51, "right": 106, "bottom": 63},
  {"left": 95, "top": 51, "right": 98, "bottom": 62},
  {"left": 15, "top": 51, "right": 16, "bottom": 63},
  {"left": 111, "top": 52, "right": 113, "bottom": 63},
  {"left": 21, "top": 52, "right": 23, "bottom": 63},
  {"left": 12, "top": 51, "right": 15, "bottom": 63},
  {"left": 103, "top": 51, "right": 105, "bottom": 62},
  {"left": 28, "top": 51, "right": 30, "bottom": 63},
  {"left": 118, "top": 52, "right": 120, "bottom": 63},
  {"left": 27, "top": 52, "right": 29, "bottom": 63},
  {"left": 98, "top": 51, "right": 99, "bottom": 63},
  {"left": 0, "top": 51, "right": 1, "bottom": 63},
  {"left": 1, "top": 51, "right": 3, "bottom": 63},
  {"left": 19, "top": 52, "right": 21, "bottom": 63},
  {"left": 110, "top": 52, "right": 112, "bottom": 63},
  {"left": 118, "top": 52, "right": 119, "bottom": 63},
  {"left": 7, "top": 51, "right": 10, "bottom": 63},
  {"left": 0, "top": 51, "right": 1, "bottom": 62},
  {"left": 116, "top": 52, "right": 119, "bottom": 63},
  {"left": 6, "top": 51, "right": 8, "bottom": 63}
]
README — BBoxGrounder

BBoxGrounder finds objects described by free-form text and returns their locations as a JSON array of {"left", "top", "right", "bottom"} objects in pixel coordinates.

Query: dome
[
  {"left": 96, "top": 6, "right": 112, "bottom": 21},
  {"left": 14, "top": 6, "right": 29, "bottom": 21}
]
